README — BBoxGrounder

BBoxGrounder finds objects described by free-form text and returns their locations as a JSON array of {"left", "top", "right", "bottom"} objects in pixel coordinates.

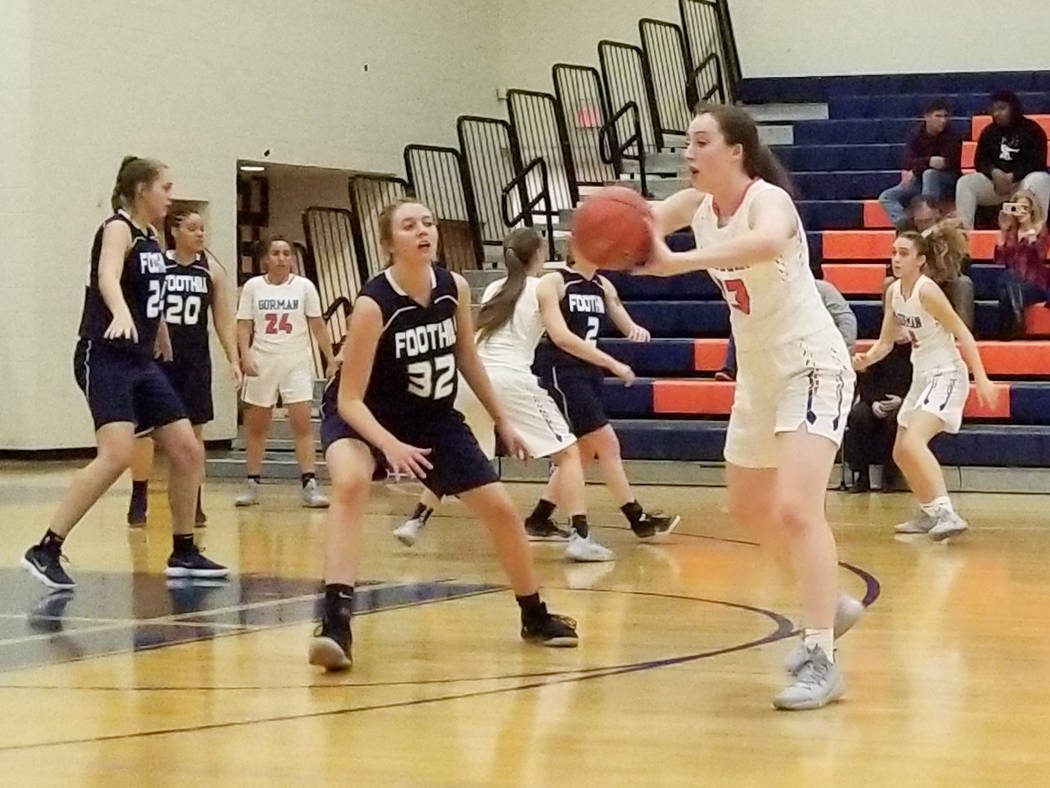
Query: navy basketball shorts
[
  {"left": 162, "top": 350, "right": 214, "bottom": 426},
  {"left": 73, "top": 339, "right": 187, "bottom": 432},
  {"left": 538, "top": 365, "right": 609, "bottom": 438},
  {"left": 319, "top": 379, "right": 498, "bottom": 497}
]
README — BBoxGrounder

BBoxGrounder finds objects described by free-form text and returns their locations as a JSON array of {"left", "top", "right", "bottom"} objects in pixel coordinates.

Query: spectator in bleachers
[
  {"left": 994, "top": 189, "right": 1050, "bottom": 338},
  {"left": 877, "top": 100, "right": 962, "bottom": 229},
  {"left": 715, "top": 259, "right": 856, "bottom": 380},
  {"left": 843, "top": 329, "right": 912, "bottom": 493},
  {"left": 899, "top": 195, "right": 943, "bottom": 234},
  {"left": 957, "top": 90, "right": 1050, "bottom": 229}
]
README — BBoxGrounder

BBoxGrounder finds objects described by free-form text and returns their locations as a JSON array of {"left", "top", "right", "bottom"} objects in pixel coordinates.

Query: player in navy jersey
[
  {"left": 22, "top": 157, "right": 228, "bottom": 590},
  {"left": 126, "top": 208, "right": 241, "bottom": 527},
  {"left": 308, "top": 200, "right": 578, "bottom": 670},
  {"left": 527, "top": 253, "right": 680, "bottom": 541}
]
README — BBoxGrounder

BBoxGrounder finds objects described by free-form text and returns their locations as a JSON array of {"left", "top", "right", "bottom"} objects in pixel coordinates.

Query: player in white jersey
[
  {"left": 644, "top": 105, "right": 862, "bottom": 710},
  {"left": 235, "top": 237, "right": 337, "bottom": 508},
  {"left": 393, "top": 228, "right": 625, "bottom": 562},
  {"left": 855, "top": 224, "right": 997, "bottom": 540}
]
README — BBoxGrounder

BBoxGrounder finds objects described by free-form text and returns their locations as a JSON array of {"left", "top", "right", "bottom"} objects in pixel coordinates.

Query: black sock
[
  {"left": 131, "top": 480, "right": 148, "bottom": 499},
  {"left": 526, "top": 498, "right": 556, "bottom": 524},
  {"left": 324, "top": 583, "right": 355, "bottom": 620},
  {"left": 571, "top": 514, "right": 589, "bottom": 539},
  {"left": 411, "top": 502, "right": 434, "bottom": 524},
  {"left": 173, "top": 534, "right": 195, "bottom": 555},
  {"left": 621, "top": 500, "right": 643, "bottom": 525},
  {"left": 248, "top": 474, "right": 261, "bottom": 484},
  {"left": 302, "top": 472, "right": 316, "bottom": 488},
  {"left": 516, "top": 592, "right": 546, "bottom": 621},
  {"left": 40, "top": 530, "right": 65, "bottom": 553}
]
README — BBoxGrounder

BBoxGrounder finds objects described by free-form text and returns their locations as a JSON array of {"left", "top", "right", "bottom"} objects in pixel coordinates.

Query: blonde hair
[
  {"left": 899, "top": 218, "right": 969, "bottom": 285},
  {"left": 1010, "top": 188, "right": 1045, "bottom": 230}
]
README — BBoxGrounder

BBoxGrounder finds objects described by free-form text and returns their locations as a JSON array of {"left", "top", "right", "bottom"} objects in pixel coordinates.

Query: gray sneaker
[
  {"left": 393, "top": 517, "right": 426, "bottom": 547},
  {"left": 234, "top": 479, "right": 260, "bottom": 507},
  {"left": 928, "top": 509, "right": 968, "bottom": 541},
  {"left": 301, "top": 478, "right": 330, "bottom": 508},
  {"left": 783, "top": 594, "right": 865, "bottom": 673},
  {"left": 894, "top": 510, "right": 936, "bottom": 534},
  {"left": 773, "top": 645, "right": 844, "bottom": 711},
  {"left": 564, "top": 533, "right": 615, "bottom": 563}
]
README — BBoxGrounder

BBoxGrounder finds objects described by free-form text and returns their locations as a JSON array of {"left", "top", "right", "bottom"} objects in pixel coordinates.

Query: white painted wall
[
  {"left": 2, "top": 0, "right": 500, "bottom": 449},
  {"left": 729, "top": 0, "right": 1050, "bottom": 77},
  {"left": 495, "top": 0, "right": 683, "bottom": 94}
]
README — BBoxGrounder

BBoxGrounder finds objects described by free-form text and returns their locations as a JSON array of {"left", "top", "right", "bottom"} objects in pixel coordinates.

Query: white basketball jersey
[
  {"left": 476, "top": 276, "right": 545, "bottom": 371},
  {"left": 691, "top": 180, "right": 833, "bottom": 351},
  {"left": 889, "top": 275, "right": 961, "bottom": 373},
  {"left": 236, "top": 274, "right": 321, "bottom": 356}
]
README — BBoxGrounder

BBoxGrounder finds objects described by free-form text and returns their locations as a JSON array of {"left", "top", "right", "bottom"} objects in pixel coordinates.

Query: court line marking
[{"left": 0, "top": 589, "right": 798, "bottom": 752}]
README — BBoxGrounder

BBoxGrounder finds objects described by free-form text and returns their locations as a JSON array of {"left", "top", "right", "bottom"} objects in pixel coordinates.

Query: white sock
[
  {"left": 920, "top": 496, "right": 953, "bottom": 516},
  {"left": 803, "top": 628, "right": 835, "bottom": 662}
]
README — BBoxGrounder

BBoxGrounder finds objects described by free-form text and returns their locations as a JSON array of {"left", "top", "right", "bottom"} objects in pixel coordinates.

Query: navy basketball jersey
[
  {"left": 361, "top": 265, "right": 460, "bottom": 421},
  {"left": 163, "top": 251, "right": 212, "bottom": 356},
  {"left": 78, "top": 211, "right": 167, "bottom": 356},
  {"left": 543, "top": 267, "right": 608, "bottom": 370}
]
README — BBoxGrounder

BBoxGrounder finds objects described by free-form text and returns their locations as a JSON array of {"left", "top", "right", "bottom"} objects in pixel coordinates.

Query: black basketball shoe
[
  {"left": 309, "top": 616, "right": 353, "bottom": 671},
  {"left": 165, "top": 546, "right": 229, "bottom": 578},
  {"left": 21, "top": 544, "right": 75, "bottom": 590},
  {"left": 630, "top": 511, "right": 681, "bottom": 540},
  {"left": 521, "top": 603, "right": 579, "bottom": 647}
]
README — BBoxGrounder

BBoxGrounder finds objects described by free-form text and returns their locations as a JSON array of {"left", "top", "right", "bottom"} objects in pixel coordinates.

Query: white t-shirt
[
  {"left": 693, "top": 179, "right": 834, "bottom": 351},
  {"left": 476, "top": 276, "right": 545, "bottom": 371},
  {"left": 237, "top": 274, "right": 321, "bottom": 356},
  {"left": 889, "top": 275, "right": 962, "bottom": 374}
]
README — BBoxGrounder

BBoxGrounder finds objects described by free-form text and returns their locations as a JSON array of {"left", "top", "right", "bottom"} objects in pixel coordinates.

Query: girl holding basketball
[
  {"left": 393, "top": 227, "right": 620, "bottom": 562},
  {"left": 310, "top": 200, "right": 577, "bottom": 670},
  {"left": 854, "top": 223, "right": 996, "bottom": 539},
  {"left": 126, "top": 208, "right": 241, "bottom": 527},
  {"left": 644, "top": 106, "right": 861, "bottom": 710}
]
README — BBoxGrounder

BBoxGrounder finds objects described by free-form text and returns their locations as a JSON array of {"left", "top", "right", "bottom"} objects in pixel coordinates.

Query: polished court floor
[{"left": 1, "top": 461, "right": 1048, "bottom": 786}]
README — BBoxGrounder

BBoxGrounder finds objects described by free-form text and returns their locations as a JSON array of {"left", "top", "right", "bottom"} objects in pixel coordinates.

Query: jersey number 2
[
  {"left": 407, "top": 353, "right": 455, "bottom": 399},
  {"left": 585, "top": 316, "right": 599, "bottom": 343},
  {"left": 264, "top": 313, "right": 293, "bottom": 334},
  {"left": 717, "top": 278, "right": 751, "bottom": 315},
  {"left": 146, "top": 281, "right": 164, "bottom": 319}
]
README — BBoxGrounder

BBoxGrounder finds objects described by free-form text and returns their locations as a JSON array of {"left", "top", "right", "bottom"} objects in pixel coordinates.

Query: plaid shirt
[{"left": 995, "top": 227, "right": 1050, "bottom": 292}]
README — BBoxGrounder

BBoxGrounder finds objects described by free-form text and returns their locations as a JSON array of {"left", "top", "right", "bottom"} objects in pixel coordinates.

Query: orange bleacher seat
[
  {"left": 863, "top": 200, "right": 893, "bottom": 229},
  {"left": 693, "top": 338, "right": 728, "bottom": 372},
  {"left": 1025, "top": 304, "right": 1050, "bottom": 335},
  {"left": 972, "top": 114, "right": 1050, "bottom": 140},
  {"left": 823, "top": 230, "right": 1047, "bottom": 261},
  {"left": 855, "top": 340, "right": 1050, "bottom": 375},
  {"left": 822, "top": 263, "right": 887, "bottom": 294},
  {"left": 962, "top": 141, "right": 976, "bottom": 169},
  {"left": 650, "top": 378, "right": 1010, "bottom": 419}
]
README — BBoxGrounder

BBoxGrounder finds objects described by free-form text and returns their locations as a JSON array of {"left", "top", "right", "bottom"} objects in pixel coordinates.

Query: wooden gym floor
[{"left": 0, "top": 461, "right": 1048, "bottom": 786}]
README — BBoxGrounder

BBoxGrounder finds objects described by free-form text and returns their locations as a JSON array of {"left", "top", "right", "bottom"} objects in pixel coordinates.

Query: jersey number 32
[{"left": 407, "top": 353, "right": 455, "bottom": 400}]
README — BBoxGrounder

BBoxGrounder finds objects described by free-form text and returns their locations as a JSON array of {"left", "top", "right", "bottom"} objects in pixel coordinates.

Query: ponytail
[
  {"left": 899, "top": 219, "right": 969, "bottom": 285},
  {"left": 475, "top": 228, "right": 544, "bottom": 344},
  {"left": 111, "top": 155, "right": 166, "bottom": 212}
]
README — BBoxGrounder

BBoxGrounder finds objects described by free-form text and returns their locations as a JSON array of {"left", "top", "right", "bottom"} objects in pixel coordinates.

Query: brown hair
[
  {"left": 475, "top": 228, "right": 544, "bottom": 344},
  {"left": 694, "top": 104, "right": 795, "bottom": 197},
  {"left": 377, "top": 198, "right": 430, "bottom": 267},
  {"left": 255, "top": 235, "right": 294, "bottom": 267},
  {"left": 898, "top": 219, "right": 969, "bottom": 285},
  {"left": 164, "top": 207, "right": 201, "bottom": 249},
  {"left": 111, "top": 155, "right": 166, "bottom": 212}
]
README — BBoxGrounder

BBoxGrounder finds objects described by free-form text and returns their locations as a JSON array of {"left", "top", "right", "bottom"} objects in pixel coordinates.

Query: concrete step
[
  {"left": 743, "top": 102, "right": 828, "bottom": 122},
  {"left": 758, "top": 124, "right": 794, "bottom": 146}
]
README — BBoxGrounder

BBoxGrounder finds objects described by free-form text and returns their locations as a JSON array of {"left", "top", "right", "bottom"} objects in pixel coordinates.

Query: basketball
[{"left": 571, "top": 186, "right": 653, "bottom": 270}]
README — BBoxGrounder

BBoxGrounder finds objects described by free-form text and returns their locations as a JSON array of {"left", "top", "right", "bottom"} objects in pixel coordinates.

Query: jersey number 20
[
  {"left": 407, "top": 353, "right": 455, "bottom": 399},
  {"left": 166, "top": 294, "right": 202, "bottom": 325}
]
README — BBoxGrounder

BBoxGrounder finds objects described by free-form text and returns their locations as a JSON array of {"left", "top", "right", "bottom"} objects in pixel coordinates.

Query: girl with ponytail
[
  {"left": 394, "top": 227, "right": 618, "bottom": 563},
  {"left": 856, "top": 220, "right": 997, "bottom": 542},
  {"left": 643, "top": 104, "right": 861, "bottom": 710}
]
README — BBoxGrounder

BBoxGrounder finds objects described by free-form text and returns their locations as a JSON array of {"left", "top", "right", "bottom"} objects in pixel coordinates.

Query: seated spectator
[
  {"left": 878, "top": 100, "right": 962, "bottom": 229},
  {"left": 715, "top": 259, "right": 856, "bottom": 381},
  {"left": 994, "top": 189, "right": 1050, "bottom": 338},
  {"left": 843, "top": 331, "right": 912, "bottom": 492},
  {"left": 899, "top": 195, "right": 943, "bottom": 233},
  {"left": 956, "top": 90, "right": 1050, "bottom": 229}
]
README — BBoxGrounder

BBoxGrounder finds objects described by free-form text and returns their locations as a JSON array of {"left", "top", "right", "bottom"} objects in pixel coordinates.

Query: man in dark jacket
[
  {"left": 956, "top": 90, "right": 1050, "bottom": 228},
  {"left": 878, "top": 99, "right": 963, "bottom": 228}
]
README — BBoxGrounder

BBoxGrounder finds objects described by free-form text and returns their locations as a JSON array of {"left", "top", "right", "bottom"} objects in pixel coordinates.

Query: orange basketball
[{"left": 571, "top": 186, "right": 652, "bottom": 270}]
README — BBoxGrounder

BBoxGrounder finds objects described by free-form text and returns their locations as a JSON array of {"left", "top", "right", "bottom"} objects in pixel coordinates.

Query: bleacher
[{"left": 598, "top": 70, "right": 1050, "bottom": 468}]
